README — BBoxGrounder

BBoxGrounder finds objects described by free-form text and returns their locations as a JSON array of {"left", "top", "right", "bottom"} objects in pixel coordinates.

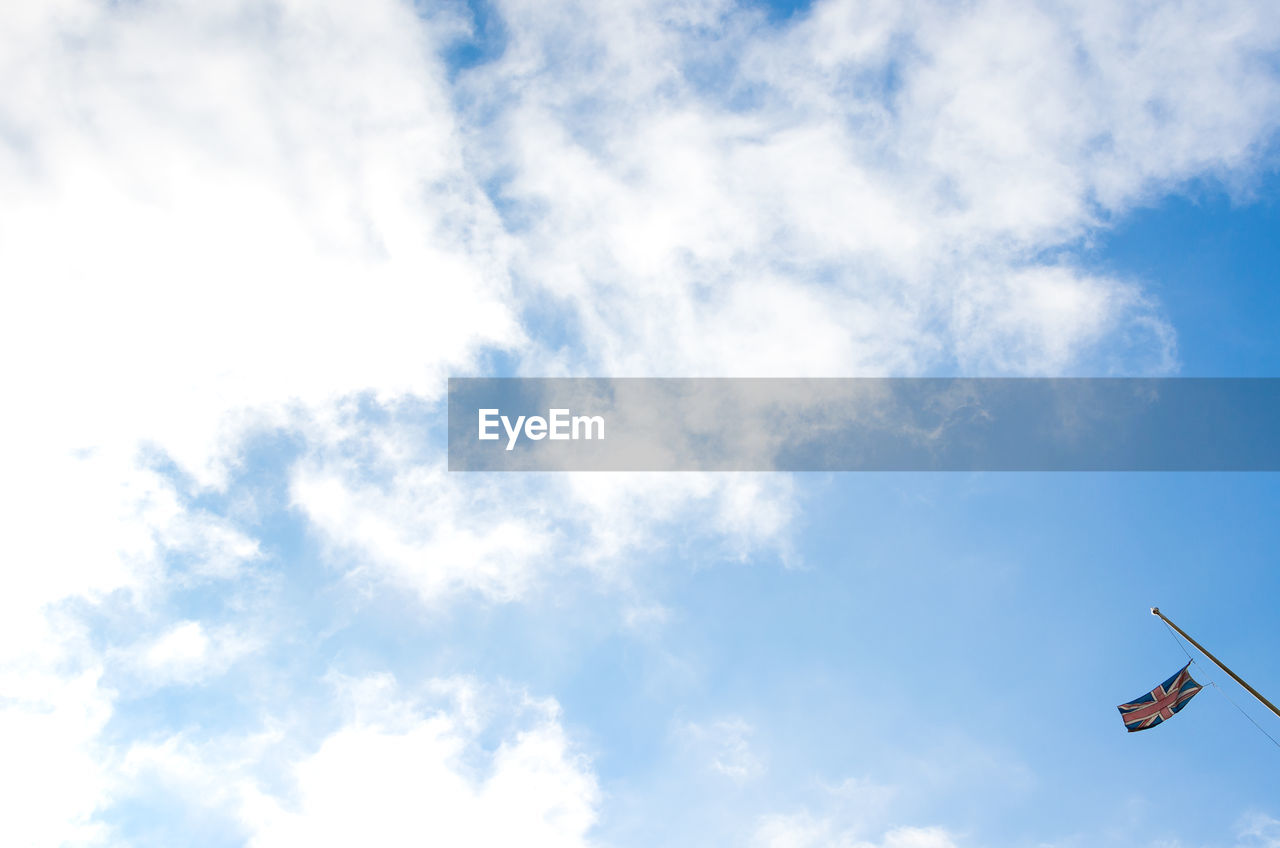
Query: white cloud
[
  {"left": 754, "top": 816, "right": 960, "bottom": 848},
  {"left": 244, "top": 714, "right": 594, "bottom": 848},
  {"left": 748, "top": 774, "right": 913, "bottom": 848},
  {"left": 291, "top": 457, "right": 559, "bottom": 604},
  {"left": 0, "top": 450, "right": 259, "bottom": 847},
  {"left": 948, "top": 265, "right": 1172, "bottom": 375},
  {"left": 622, "top": 602, "right": 672, "bottom": 632},
  {"left": 1239, "top": 814, "right": 1280, "bottom": 848},
  {"left": 1, "top": 0, "right": 519, "bottom": 486},
  {"left": 142, "top": 621, "right": 210, "bottom": 672},
  {"left": 466, "top": 0, "right": 1280, "bottom": 378},
  {"left": 119, "top": 674, "right": 601, "bottom": 848},
  {"left": 1, "top": 1, "right": 515, "bottom": 841},
  {"left": 678, "top": 716, "right": 765, "bottom": 782},
  {"left": 125, "top": 619, "right": 259, "bottom": 687},
  {"left": 2, "top": 0, "right": 1280, "bottom": 843},
  {"left": 290, "top": 431, "right": 801, "bottom": 604},
  {"left": 278, "top": 0, "right": 1280, "bottom": 616},
  {"left": 0, "top": 664, "right": 113, "bottom": 848}
]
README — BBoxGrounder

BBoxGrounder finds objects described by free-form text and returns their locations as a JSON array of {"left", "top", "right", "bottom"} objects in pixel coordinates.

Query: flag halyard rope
[{"left": 1160, "top": 618, "right": 1280, "bottom": 751}]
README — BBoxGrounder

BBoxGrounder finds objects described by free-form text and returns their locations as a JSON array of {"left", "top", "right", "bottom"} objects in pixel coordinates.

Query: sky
[{"left": 1, "top": 0, "right": 1279, "bottom": 846}]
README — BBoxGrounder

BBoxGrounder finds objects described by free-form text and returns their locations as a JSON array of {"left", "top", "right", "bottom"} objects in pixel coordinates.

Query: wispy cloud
[
  {"left": 1, "top": 0, "right": 1279, "bottom": 843},
  {"left": 678, "top": 716, "right": 766, "bottom": 782}
]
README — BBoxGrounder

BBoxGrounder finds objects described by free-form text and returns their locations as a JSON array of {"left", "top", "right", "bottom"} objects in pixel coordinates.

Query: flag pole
[{"left": 1151, "top": 607, "right": 1280, "bottom": 720}]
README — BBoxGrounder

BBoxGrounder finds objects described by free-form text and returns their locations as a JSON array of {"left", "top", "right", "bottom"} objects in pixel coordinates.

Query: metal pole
[{"left": 1152, "top": 606, "right": 1280, "bottom": 720}]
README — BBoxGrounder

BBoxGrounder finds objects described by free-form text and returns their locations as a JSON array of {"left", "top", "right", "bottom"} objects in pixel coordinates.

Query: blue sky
[{"left": 3, "top": 1, "right": 1280, "bottom": 846}]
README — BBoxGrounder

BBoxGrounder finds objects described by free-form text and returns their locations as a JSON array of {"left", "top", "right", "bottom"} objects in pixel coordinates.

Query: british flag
[{"left": 1117, "top": 663, "right": 1203, "bottom": 732}]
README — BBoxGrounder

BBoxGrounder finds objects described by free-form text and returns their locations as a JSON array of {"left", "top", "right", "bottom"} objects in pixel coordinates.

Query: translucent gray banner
[{"left": 447, "top": 378, "right": 1280, "bottom": 471}]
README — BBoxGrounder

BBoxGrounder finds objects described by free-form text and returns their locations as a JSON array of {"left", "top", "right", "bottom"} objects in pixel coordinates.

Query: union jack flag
[{"left": 1117, "top": 662, "right": 1203, "bottom": 732}]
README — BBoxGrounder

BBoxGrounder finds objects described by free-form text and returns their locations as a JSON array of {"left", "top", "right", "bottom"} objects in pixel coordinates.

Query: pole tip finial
[{"left": 1151, "top": 606, "right": 1160, "bottom": 616}]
